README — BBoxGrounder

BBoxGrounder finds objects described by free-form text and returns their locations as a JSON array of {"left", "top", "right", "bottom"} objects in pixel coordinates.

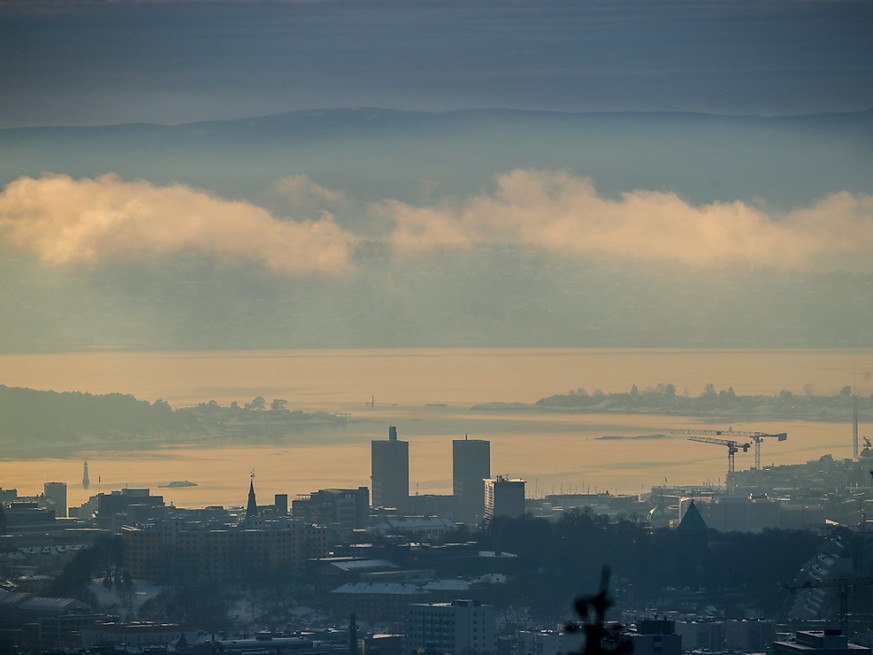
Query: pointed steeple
[
  {"left": 678, "top": 500, "right": 708, "bottom": 533},
  {"left": 246, "top": 473, "right": 259, "bottom": 518}
]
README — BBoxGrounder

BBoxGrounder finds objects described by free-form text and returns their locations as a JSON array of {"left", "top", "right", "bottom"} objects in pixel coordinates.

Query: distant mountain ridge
[
  {"left": 3, "top": 105, "right": 871, "bottom": 209},
  {"left": 4, "top": 105, "right": 873, "bottom": 133}
]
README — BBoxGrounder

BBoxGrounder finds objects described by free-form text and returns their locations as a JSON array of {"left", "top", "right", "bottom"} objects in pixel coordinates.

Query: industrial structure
[{"left": 676, "top": 428, "right": 788, "bottom": 494}]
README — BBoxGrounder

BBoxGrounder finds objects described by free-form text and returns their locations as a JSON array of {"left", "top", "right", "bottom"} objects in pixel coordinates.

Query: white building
[{"left": 405, "top": 599, "right": 495, "bottom": 655}]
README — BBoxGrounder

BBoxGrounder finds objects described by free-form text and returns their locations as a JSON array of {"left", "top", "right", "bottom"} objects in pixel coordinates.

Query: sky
[
  {"left": 1, "top": 0, "right": 872, "bottom": 127},
  {"left": 1, "top": 0, "right": 873, "bottom": 351}
]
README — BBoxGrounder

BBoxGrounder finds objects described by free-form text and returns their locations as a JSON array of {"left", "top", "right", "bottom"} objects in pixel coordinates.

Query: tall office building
[
  {"left": 453, "top": 437, "right": 490, "bottom": 526},
  {"left": 371, "top": 426, "right": 409, "bottom": 511},
  {"left": 44, "top": 482, "right": 68, "bottom": 518},
  {"left": 484, "top": 476, "right": 526, "bottom": 522}
]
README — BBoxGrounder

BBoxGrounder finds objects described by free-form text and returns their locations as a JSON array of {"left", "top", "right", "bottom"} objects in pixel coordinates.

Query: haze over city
[{"left": 2, "top": 1, "right": 873, "bottom": 654}]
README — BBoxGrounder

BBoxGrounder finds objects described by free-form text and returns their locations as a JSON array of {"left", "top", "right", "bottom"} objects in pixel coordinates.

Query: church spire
[{"left": 246, "top": 472, "right": 259, "bottom": 518}]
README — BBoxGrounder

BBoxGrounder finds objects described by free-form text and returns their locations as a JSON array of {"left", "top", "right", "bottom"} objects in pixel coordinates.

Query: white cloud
[
  {"left": 0, "top": 174, "right": 356, "bottom": 274},
  {"left": 380, "top": 169, "right": 873, "bottom": 271},
  {"left": 6, "top": 171, "right": 873, "bottom": 275},
  {"left": 275, "top": 174, "right": 349, "bottom": 208}
]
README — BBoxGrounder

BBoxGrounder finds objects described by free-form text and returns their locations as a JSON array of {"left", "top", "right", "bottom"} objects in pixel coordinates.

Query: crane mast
[
  {"left": 675, "top": 428, "right": 787, "bottom": 470},
  {"left": 673, "top": 431, "right": 751, "bottom": 494}
]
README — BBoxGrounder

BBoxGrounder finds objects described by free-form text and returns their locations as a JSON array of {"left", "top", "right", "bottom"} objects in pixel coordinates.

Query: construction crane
[
  {"left": 673, "top": 428, "right": 787, "bottom": 470},
  {"left": 787, "top": 576, "right": 873, "bottom": 636},
  {"left": 673, "top": 431, "right": 750, "bottom": 494}
]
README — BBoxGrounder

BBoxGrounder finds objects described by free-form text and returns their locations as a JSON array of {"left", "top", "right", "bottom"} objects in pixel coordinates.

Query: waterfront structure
[
  {"left": 453, "top": 437, "right": 490, "bottom": 526},
  {"left": 405, "top": 599, "right": 496, "bottom": 655},
  {"left": 484, "top": 476, "right": 526, "bottom": 522},
  {"left": 371, "top": 426, "right": 409, "bottom": 511},
  {"left": 43, "top": 482, "right": 68, "bottom": 518}
]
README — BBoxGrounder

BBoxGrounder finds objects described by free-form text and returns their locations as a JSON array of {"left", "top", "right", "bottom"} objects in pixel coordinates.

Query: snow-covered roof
[
  {"left": 478, "top": 550, "right": 518, "bottom": 558},
  {"left": 332, "top": 582, "right": 431, "bottom": 596},
  {"left": 422, "top": 579, "right": 471, "bottom": 592},
  {"left": 330, "top": 559, "right": 399, "bottom": 572}
]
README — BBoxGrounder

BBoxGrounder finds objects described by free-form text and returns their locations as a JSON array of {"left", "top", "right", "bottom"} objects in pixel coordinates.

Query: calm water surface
[{"left": 1, "top": 348, "right": 871, "bottom": 508}]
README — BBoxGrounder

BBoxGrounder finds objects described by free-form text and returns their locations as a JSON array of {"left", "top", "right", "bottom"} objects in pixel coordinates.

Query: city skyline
[{"left": 3, "top": 2, "right": 873, "bottom": 651}]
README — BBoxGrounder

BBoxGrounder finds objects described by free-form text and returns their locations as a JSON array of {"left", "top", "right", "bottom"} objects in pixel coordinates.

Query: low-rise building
[
  {"left": 517, "top": 628, "right": 586, "bottom": 655},
  {"left": 332, "top": 582, "right": 431, "bottom": 624},
  {"left": 121, "top": 517, "right": 327, "bottom": 583},
  {"left": 405, "top": 599, "right": 495, "bottom": 655},
  {"left": 774, "top": 630, "right": 871, "bottom": 655}
]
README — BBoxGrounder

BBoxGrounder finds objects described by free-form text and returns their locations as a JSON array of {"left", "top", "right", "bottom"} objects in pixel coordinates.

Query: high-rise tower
[
  {"left": 371, "top": 426, "right": 409, "bottom": 511},
  {"left": 453, "top": 436, "right": 490, "bottom": 526},
  {"left": 82, "top": 461, "right": 90, "bottom": 489}
]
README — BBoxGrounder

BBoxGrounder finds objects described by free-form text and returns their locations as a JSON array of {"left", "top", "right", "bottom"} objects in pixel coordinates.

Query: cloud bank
[
  {"left": 3, "top": 171, "right": 873, "bottom": 274},
  {"left": 0, "top": 174, "right": 355, "bottom": 274},
  {"left": 381, "top": 170, "right": 873, "bottom": 271}
]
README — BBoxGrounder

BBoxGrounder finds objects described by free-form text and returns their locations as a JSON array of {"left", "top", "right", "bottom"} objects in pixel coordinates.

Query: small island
[{"left": 158, "top": 480, "right": 198, "bottom": 488}]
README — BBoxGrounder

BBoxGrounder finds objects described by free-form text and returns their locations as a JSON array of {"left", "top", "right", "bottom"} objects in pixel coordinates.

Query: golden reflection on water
[
  {"left": 0, "top": 410, "right": 857, "bottom": 509},
  {"left": 0, "top": 348, "right": 871, "bottom": 508}
]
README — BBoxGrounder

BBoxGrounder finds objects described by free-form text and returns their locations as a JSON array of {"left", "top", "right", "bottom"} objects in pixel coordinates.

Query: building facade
[
  {"left": 43, "top": 482, "right": 68, "bottom": 519},
  {"left": 484, "top": 477, "right": 526, "bottom": 522},
  {"left": 293, "top": 487, "right": 370, "bottom": 532},
  {"left": 372, "top": 426, "right": 409, "bottom": 511},
  {"left": 774, "top": 631, "right": 871, "bottom": 655},
  {"left": 453, "top": 438, "right": 490, "bottom": 526},
  {"left": 121, "top": 518, "right": 327, "bottom": 583},
  {"left": 405, "top": 599, "right": 496, "bottom": 655}
]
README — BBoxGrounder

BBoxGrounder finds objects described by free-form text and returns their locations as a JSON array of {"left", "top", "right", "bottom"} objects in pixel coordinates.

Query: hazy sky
[
  {"left": 1, "top": 0, "right": 872, "bottom": 127},
  {"left": 1, "top": 1, "right": 873, "bottom": 351}
]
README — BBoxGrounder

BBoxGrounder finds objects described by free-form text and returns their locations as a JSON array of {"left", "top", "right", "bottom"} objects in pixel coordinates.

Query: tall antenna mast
[{"left": 854, "top": 371, "right": 860, "bottom": 459}]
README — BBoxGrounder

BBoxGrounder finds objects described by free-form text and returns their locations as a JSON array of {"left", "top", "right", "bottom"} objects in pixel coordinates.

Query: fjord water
[{"left": 1, "top": 348, "right": 871, "bottom": 509}]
